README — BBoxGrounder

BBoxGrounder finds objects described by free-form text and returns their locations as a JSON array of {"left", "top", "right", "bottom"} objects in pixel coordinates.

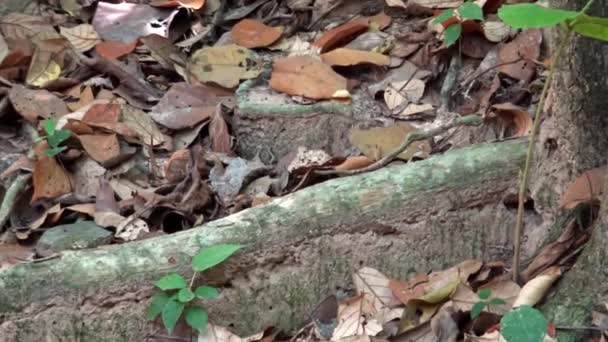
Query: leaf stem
[{"left": 512, "top": 28, "right": 573, "bottom": 283}]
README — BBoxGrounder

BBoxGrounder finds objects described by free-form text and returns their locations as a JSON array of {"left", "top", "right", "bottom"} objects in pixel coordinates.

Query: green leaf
[
  {"left": 572, "top": 15, "right": 608, "bottom": 41},
  {"left": 433, "top": 9, "right": 454, "bottom": 24},
  {"left": 162, "top": 299, "right": 185, "bottom": 334},
  {"left": 146, "top": 292, "right": 170, "bottom": 321},
  {"left": 155, "top": 273, "right": 188, "bottom": 290},
  {"left": 471, "top": 301, "right": 486, "bottom": 319},
  {"left": 185, "top": 306, "right": 209, "bottom": 333},
  {"left": 477, "top": 288, "right": 491, "bottom": 300},
  {"left": 43, "top": 146, "right": 67, "bottom": 157},
  {"left": 458, "top": 3, "right": 483, "bottom": 21},
  {"left": 501, "top": 305, "right": 547, "bottom": 342},
  {"left": 195, "top": 285, "right": 220, "bottom": 299},
  {"left": 498, "top": 4, "right": 579, "bottom": 29},
  {"left": 444, "top": 23, "right": 462, "bottom": 47},
  {"left": 192, "top": 244, "right": 242, "bottom": 272},
  {"left": 43, "top": 118, "right": 56, "bottom": 136},
  {"left": 47, "top": 129, "right": 71, "bottom": 148},
  {"left": 178, "top": 288, "right": 195, "bottom": 303},
  {"left": 490, "top": 297, "right": 507, "bottom": 306}
]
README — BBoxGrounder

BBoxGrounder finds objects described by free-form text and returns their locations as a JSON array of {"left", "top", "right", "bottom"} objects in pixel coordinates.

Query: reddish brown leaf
[
  {"left": 333, "top": 156, "right": 374, "bottom": 171},
  {"left": 232, "top": 19, "right": 282, "bottom": 49},
  {"left": 209, "top": 105, "right": 232, "bottom": 154},
  {"left": 321, "top": 48, "right": 390, "bottom": 67},
  {"left": 498, "top": 29, "right": 542, "bottom": 82},
  {"left": 95, "top": 40, "right": 137, "bottom": 60},
  {"left": 269, "top": 56, "right": 349, "bottom": 100},
  {"left": 9, "top": 85, "right": 69, "bottom": 123},
  {"left": 489, "top": 103, "right": 532, "bottom": 137},
  {"left": 165, "top": 149, "right": 192, "bottom": 183},
  {"left": 82, "top": 103, "right": 121, "bottom": 125},
  {"left": 560, "top": 166, "right": 607, "bottom": 209},
  {"left": 312, "top": 21, "right": 369, "bottom": 53},
  {"left": 78, "top": 134, "right": 121, "bottom": 166},
  {"left": 32, "top": 141, "right": 72, "bottom": 202}
]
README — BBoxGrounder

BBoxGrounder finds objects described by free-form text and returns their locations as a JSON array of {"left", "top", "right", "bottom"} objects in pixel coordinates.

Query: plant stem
[
  {"left": 189, "top": 272, "right": 197, "bottom": 288},
  {"left": 512, "top": 29, "right": 573, "bottom": 283}
]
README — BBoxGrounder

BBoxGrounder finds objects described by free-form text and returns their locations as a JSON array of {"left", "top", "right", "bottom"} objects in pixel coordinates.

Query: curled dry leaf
[
  {"left": 32, "top": 141, "right": 72, "bottom": 203},
  {"left": 489, "top": 103, "right": 532, "bottom": 137},
  {"left": 353, "top": 267, "right": 401, "bottom": 313},
  {"left": 77, "top": 134, "right": 121, "bottom": 167},
  {"left": 232, "top": 19, "right": 283, "bottom": 48},
  {"left": 209, "top": 105, "right": 232, "bottom": 154},
  {"left": 384, "top": 79, "right": 433, "bottom": 116},
  {"left": 349, "top": 123, "right": 431, "bottom": 161},
  {"left": 332, "top": 295, "right": 382, "bottom": 341},
  {"left": 560, "top": 166, "right": 607, "bottom": 209},
  {"left": 513, "top": 266, "right": 561, "bottom": 308},
  {"left": 60, "top": 24, "right": 101, "bottom": 52},
  {"left": 498, "top": 29, "right": 542, "bottom": 82},
  {"left": 95, "top": 40, "right": 138, "bottom": 60},
  {"left": 321, "top": 48, "right": 390, "bottom": 66},
  {"left": 313, "top": 21, "right": 369, "bottom": 53},
  {"left": 188, "top": 44, "right": 263, "bottom": 88},
  {"left": 270, "top": 55, "right": 349, "bottom": 100}
]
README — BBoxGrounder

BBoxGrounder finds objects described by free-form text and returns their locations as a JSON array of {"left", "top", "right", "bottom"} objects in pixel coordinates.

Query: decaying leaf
[
  {"left": 65, "top": 85, "right": 95, "bottom": 112},
  {"left": 140, "top": 34, "right": 187, "bottom": 70},
  {"left": 513, "top": 267, "right": 561, "bottom": 308},
  {"left": 560, "top": 166, "right": 607, "bottom": 209},
  {"left": 9, "top": 85, "right": 69, "bottom": 123},
  {"left": 188, "top": 44, "right": 262, "bottom": 88},
  {"left": 498, "top": 29, "right": 542, "bottom": 82},
  {"left": 95, "top": 40, "right": 138, "bottom": 60},
  {"left": 0, "top": 13, "right": 61, "bottom": 43},
  {"left": 321, "top": 48, "right": 390, "bottom": 66},
  {"left": 116, "top": 216, "right": 149, "bottom": 241},
  {"left": 26, "top": 48, "right": 64, "bottom": 87},
  {"left": 331, "top": 295, "right": 383, "bottom": 340},
  {"left": 121, "top": 105, "right": 172, "bottom": 147},
  {"left": 197, "top": 323, "right": 264, "bottom": 342},
  {"left": 32, "top": 141, "right": 72, "bottom": 203},
  {"left": 333, "top": 156, "right": 374, "bottom": 171},
  {"left": 313, "top": 21, "right": 370, "bottom": 53},
  {"left": 210, "top": 105, "right": 232, "bottom": 154},
  {"left": 77, "top": 134, "right": 121, "bottom": 167},
  {"left": 232, "top": 19, "right": 283, "bottom": 48},
  {"left": 353, "top": 267, "right": 401, "bottom": 313},
  {"left": 60, "top": 24, "right": 101, "bottom": 52},
  {"left": 349, "top": 123, "right": 431, "bottom": 161},
  {"left": 384, "top": 79, "right": 433, "bottom": 116},
  {"left": 489, "top": 103, "right": 533, "bottom": 137},
  {"left": 453, "top": 279, "right": 519, "bottom": 315},
  {"left": 270, "top": 55, "right": 349, "bottom": 99}
]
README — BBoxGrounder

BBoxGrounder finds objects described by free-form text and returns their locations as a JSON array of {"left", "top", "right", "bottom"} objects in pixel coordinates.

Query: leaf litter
[{"left": 0, "top": 0, "right": 583, "bottom": 340}]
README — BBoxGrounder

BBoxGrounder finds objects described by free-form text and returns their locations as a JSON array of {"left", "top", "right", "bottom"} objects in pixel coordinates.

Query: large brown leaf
[
  {"left": 498, "top": 29, "right": 541, "bottom": 82},
  {"left": 32, "top": 141, "right": 72, "bottom": 202},
  {"left": 232, "top": 19, "right": 282, "bottom": 48},
  {"left": 321, "top": 48, "right": 390, "bottom": 66},
  {"left": 269, "top": 56, "right": 349, "bottom": 99},
  {"left": 560, "top": 166, "right": 607, "bottom": 209}
]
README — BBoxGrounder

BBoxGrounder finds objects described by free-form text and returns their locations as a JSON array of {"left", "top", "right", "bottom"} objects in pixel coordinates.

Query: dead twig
[{"left": 316, "top": 114, "right": 483, "bottom": 177}]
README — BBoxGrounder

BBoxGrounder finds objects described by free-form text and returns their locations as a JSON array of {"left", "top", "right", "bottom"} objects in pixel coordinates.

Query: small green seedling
[
  {"left": 433, "top": 2, "right": 484, "bottom": 47},
  {"left": 500, "top": 305, "right": 548, "bottom": 342},
  {"left": 39, "top": 118, "right": 71, "bottom": 157},
  {"left": 147, "top": 244, "right": 242, "bottom": 334},
  {"left": 471, "top": 288, "right": 506, "bottom": 319}
]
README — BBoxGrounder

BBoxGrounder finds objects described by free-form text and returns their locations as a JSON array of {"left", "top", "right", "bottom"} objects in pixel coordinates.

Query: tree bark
[{"left": 0, "top": 141, "right": 532, "bottom": 341}]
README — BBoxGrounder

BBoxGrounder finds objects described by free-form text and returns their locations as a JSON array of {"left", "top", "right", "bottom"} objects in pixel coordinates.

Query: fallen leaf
[
  {"left": 95, "top": 40, "right": 138, "bottom": 60},
  {"left": 0, "top": 13, "right": 61, "bottom": 43},
  {"left": 65, "top": 85, "right": 95, "bottom": 112},
  {"left": 333, "top": 156, "right": 374, "bottom": 171},
  {"left": 82, "top": 103, "right": 121, "bottom": 125},
  {"left": 32, "top": 141, "right": 72, "bottom": 202},
  {"left": 116, "top": 215, "right": 149, "bottom": 241},
  {"left": 353, "top": 267, "right": 401, "bottom": 313},
  {"left": 210, "top": 105, "right": 232, "bottom": 154},
  {"left": 197, "top": 323, "right": 264, "bottom": 342},
  {"left": 353, "top": 12, "right": 393, "bottom": 30},
  {"left": 321, "top": 48, "right": 390, "bottom": 66},
  {"left": 390, "top": 273, "right": 429, "bottom": 304},
  {"left": 60, "top": 24, "right": 101, "bottom": 52},
  {"left": 9, "top": 85, "right": 69, "bottom": 123},
  {"left": 0, "top": 244, "right": 35, "bottom": 270},
  {"left": 483, "top": 21, "right": 513, "bottom": 43},
  {"left": 78, "top": 134, "right": 121, "bottom": 166},
  {"left": 165, "top": 149, "right": 191, "bottom": 183},
  {"left": 453, "top": 280, "right": 520, "bottom": 315},
  {"left": 232, "top": 19, "right": 283, "bottom": 48},
  {"left": 92, "top": 2, "right": 179, "bottom": 44},
  {"left": 411, "top": 0, "right": 462, "bottom": 9},
  {"left": 121, "top": 104, "right": 172, "bottom": 147},
  {"left": 332, "top": 295, "right": 382, "bottom": 340},
  {"left": 349, "top": 123, "right": 431, "bottom": 161},
  {"left": 384, "top": 79, "right": 432, "bottom": 116},
  {"left": 188, "top": 44, "right": 263, "bottom": 88},
  {"left": 498, "top": 29, "right": 542, "bottom": 82},
  {"left": 26, "top": 47, "right": 63, "bottom": 87},
  {"left": 269, "top": 55, "right": 349, "bottom": 99},
  {"left": 140, "top": 34, "right": 187, "bottom": 70},
  {"left": 489, "top": 103, "right": 533, "bottom": 137},
  {"left": 513, "top": 267, "right": 561, "bottom": 308},
  {"left": 313, "top": 21, "right": 369, "bottom": 53},
  {"left": 560, "top": 166, "right": 607, "bottom": 209}
]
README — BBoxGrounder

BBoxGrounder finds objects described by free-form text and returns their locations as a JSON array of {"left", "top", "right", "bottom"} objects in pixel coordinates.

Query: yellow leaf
[
  {"left": 26, "top": 49, "right": 61, "bottom": 87},
  {"left": 188, "top": 44, "right": 262, "bottom": 88}
]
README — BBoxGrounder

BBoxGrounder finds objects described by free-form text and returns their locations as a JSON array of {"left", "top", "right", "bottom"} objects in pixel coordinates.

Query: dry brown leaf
[
  {"left": 333, "top": 156, "right": 374, "bottom": 171},
  {"left": 513, "top": 266, "right": 561, "bottom": 308},
  {"left": 313, "top": 21, "right": 369, "bottom": 53},
  {"left": 332, "top": 295, "right": 382, "bottom": 340},
  {"left": 232, "top": 19, "right": 283, "bottom": 48},
  {"left": 560, "top": 166, "right": 607, "bottom": 209},
  {"left": 197, "top": 323, "right": 264, "bottom": 342},
  {"left": 60, "top": 24, "right": 101, "bottom": 52},
  {"left": 121, "top": 104, "right": 172, "bottom": 147},
  {"left": 352, "top": 12, "right": 393, "bottom": 30},
  {"left": 0, "top": 155, "right": 34, "bottom": 180},
  {"left": 270, "top": 55, "right": 349, "bottom": 99},
  {"left": 0, "top": 244, "right": 35, "bottom": 270},
  {"left": 26, "top": 47, "right": 64, "bottom": 87},
  {"left": 78, "top": 134, "right": 121, "bottom": 166},
  {"left": 210, "top": 105, "right": 232, "bottom": 154},
  {"left": 165, "top": 149, "right": 191, "bottom": 183},
  {"left": 95, "top": 40, "right": 138, "bottom": 60},
  {"left": 321, "top": 48, "right": 390, "bottom": 66},
  {"left": 349, "top": 123, "right": 431, "bottom": 161},
  {"left": 498, "top": 29, "right": 542, "bottom": 82},
  {"left": 66, "top": 85, "right": 95, "bottom": 111},
  {"left": 0, "top": 13, "right": 61, "bottom": 43},
  {"left": 489, "top": 103, "right": 532, "bottom": 137},
  {"left": 353, "top": 267, "right": 401, "bottom": 313},
  {"left": 116, "top": 215, "right": 149, "bottom": 241},
  {"left": 188, "top": 44, "right": 262, "bottom": 88},
  {"left": 140, "top": 34, "right": 186, "bottom": 70},
  {"left": 384, "top": 79, "right": 433, "bottom": 116},
  {"left": 389, "top": 273, "right": 429, "bottom": 304},
  {"left": 32, "top": 141, "right": 72, "bottom": 203},
  {"left": 9, "top": 85, "right": 69, "bottom": 123},
  {"left": 453, "top": 279, "right": 520, "bottom": 315},
  {"left": 176, "top": 0, "right": 205, "bottom": 9},
  {"left": 483, "top": 21, "right": 513, "bottom": 43}
]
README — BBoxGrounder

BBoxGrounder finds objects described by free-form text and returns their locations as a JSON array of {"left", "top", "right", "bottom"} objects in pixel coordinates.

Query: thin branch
[
  {"left": 316, "top": 114, "right": 483, "bottom": 177},
  {"left": 0, "top": 173, "right": 32, "bottom": 230},
  {"left": 512, "top": 29, "right": 573, "bottom": 283}
]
